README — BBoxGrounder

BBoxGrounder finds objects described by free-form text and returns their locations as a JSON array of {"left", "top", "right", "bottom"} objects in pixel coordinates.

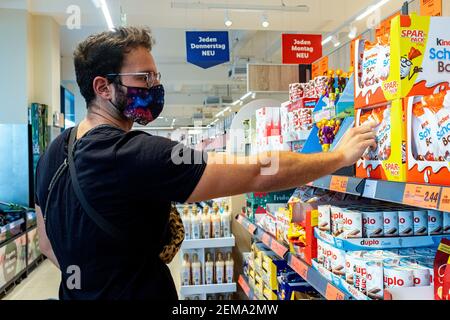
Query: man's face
[{"left": 108, "top": 46, "right": 160, "bottom": 111}]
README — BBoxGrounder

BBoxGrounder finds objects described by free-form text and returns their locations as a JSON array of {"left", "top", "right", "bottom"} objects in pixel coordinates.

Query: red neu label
[{"left": 282, "top": 34, "right": 323, "bottom": 65}]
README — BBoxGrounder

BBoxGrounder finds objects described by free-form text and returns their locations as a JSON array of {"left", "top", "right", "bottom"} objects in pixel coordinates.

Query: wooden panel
[{"left": 248, "top": 64, "right": 299, "bottom": 92}]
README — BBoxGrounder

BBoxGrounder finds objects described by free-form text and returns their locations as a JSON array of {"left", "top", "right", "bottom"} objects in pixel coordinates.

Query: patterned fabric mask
[{"left": 111, "top": 84, "right": 165, "bottom": 126}]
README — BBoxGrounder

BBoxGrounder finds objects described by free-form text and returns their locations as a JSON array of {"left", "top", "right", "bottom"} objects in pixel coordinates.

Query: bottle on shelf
[
  {"left": 212, "top": 206, "right": 222, "bottom": 238},
  {"left": 182, "top": 205, "right": 191, "bottom": 240},
  {"left": 215, "top": 251, "right": 225, "bottom": 284},
  {"left": 221, "top": 204, "right": 231, "bottom": 238},
  {"left": 181, "top": 253, "right": 191, "bottom": 286},
  {"left": 225, "top": 251, "right": 234, "bottom": 284},
  {"left": 191, "top": 206, "right": 201, "bottom": 240},
  {"left": 202, "top": 206, "right": 211, "bottom": 239},
  {"left": 205, "top": 252, "right": 214, "bottom": 285},
  {"left": 191, "top": 253, "right": 202, "bottom": 285}
]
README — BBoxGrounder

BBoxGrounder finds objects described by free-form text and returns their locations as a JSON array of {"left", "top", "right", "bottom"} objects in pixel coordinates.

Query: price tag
[
  {"left": 325, "top": 283, "right": 345, "bottom": 300},
  {"left": 289, "top": 255, "right": 309, "bottom": 280},
  {"left": 238, "top": 276, "right": 250, "bottom": 297},
  {"left": 403, "top": 184, "right": 441, "bottom": 209},
  {"left": 439, "top": 187, "right": 450, "bottom": 212},
  {"left": 306, "top": 181, "right": 314, "bottom": 187},
  {"left": 247, "top": 223, "right": 257, "bottom": 234},
  {"left": 261, "top": 233, "right": 272, "bottom": 247},
  {"left": 271, "top": 240, "right": 288, "bottom": 258},
  {"left": 330, "top": 176, "right": 348, "bottom": 193}
]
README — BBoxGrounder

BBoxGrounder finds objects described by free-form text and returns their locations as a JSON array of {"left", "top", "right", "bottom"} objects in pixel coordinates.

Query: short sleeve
[{"left": 116, "top": 132, "right": 208, "bottom": 203}]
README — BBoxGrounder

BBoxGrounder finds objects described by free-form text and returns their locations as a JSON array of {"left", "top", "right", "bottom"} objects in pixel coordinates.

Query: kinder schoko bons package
[
  {"left": 407, "top": 91, "right": 450, "bottom": 185},
  {"left": 355, "top": 99, "right": 406, "bottom": 182}
]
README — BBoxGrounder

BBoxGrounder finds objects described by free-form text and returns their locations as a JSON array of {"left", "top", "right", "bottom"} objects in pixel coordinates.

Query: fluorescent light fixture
[
  {"left": 348, "top": 24, "right": 357, "bottom": 39},
  {"left": 171, "top": 2, "right": 309, "bottom": 13},
  {"left": 240, "top": 92, "right": 253, "bottom": 101},
  {"left": 321, "top": 35, "right": 333, "bottom": 46},
  {"left": 240, "top": 100, "right": 244, "bottom": 106},
  {"left": 225, "top": 11, "right": 233, "bottom": 27},
  {"left": 261, "top": 14, "right": 269, "bottom": 28},
  {"left": 252, "top": 92, "right": 256, "bottom": 99},
  {"left": 356, "top": 0, "right": 391, "bottom": 21},
  {"left": 332, "top": 36, "right": 340, "bottom": 48},
  {"left": 93, "top": 0, "right": 115, "bottom": 31},
  {"left": 231, "top": 100, "right": 241, "bottom": 106},
  {"left": 215, "top": 107, "right": 231, "bottom": 118}
]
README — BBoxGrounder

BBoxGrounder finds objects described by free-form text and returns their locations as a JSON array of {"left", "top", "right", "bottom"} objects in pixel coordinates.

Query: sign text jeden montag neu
[
  {"left": 282, "top": 34, "right": 322, "bottom": 65},
  {"left": 186, "top": 31, "right": 230, "bottom": 69}
]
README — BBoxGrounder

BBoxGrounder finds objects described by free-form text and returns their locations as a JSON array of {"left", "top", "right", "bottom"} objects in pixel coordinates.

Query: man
[{"left": 35, "top": 27, "right": 376, "bottom": 300}]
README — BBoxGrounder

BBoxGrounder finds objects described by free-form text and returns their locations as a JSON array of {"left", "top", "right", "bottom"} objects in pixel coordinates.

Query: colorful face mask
[{"left": 111, "top": 84, "right": 165, "bottom": 126}]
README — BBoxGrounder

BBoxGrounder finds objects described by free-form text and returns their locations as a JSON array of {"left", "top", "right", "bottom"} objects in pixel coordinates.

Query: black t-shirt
[{"left": 35, "top": 125, "right": 207, "bottom": 300}]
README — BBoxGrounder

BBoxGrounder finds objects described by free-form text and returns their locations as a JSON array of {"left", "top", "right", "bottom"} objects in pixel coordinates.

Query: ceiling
[{"left": 2, "top": 0, "right": 409, "bottom": 128}]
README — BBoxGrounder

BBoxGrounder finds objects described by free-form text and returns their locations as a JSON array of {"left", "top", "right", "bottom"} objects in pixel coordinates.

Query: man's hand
[{"left": 334, "top": 123, "right": 377, "bottom": 167}]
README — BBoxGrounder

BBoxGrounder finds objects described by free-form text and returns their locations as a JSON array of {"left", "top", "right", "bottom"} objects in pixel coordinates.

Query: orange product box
[{"left": 355, "top": 99, "right": 407, "bottom": 182}]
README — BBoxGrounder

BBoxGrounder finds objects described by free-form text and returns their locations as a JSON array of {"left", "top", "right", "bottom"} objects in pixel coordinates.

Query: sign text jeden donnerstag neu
[{"left": 186, "top": 31, "right": 230, "bottom": 69}]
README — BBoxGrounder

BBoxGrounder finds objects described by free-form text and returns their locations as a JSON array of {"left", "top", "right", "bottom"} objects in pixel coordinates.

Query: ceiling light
[
  {"left": 94, "top": 0, "right": 115, "bottom": 31},
  {"left": 332, "top": 36, "right": 341, "bottom": 48},
  {"left": 240, "top": 100, "right": 244, "bottom": 106},
  {"left": 240, "top": 92, "right": 253, "bottom": 101},
  {"left": 348, "top": 25, "right": 357, "bottom": 39},
  {"left": 356, "top": 0, "right": 391, "bottom": 22},
  {"left": 261, "top": 14, "right": 270, "bottom": 28},
  {"left": 321, "top": 35, "right": 333, "bottom": 46},
  {"left": 224, "top": 11, "right": 233, "bottom": 27},
  {"left": 252, "top": 92, "right": 256, "bottom": 99}
]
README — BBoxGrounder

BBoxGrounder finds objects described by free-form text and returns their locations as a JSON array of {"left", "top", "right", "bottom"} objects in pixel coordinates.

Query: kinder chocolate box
[
  {"left": 355, "top": 99, "right": 407, "bottom": 182},
  {"left": 428, "top": 210, "right": 443, "bottom": 235},
  {"left": 318, "top": 204, "right": 331, "bottom": 232},
  {"left": 354, "top": 14, "right": 450, "bottom": 108},
  {"left": 398, "top": 210, "right": 414, "bottom": 236},
  {"left": 413, "top": 210, "right": 428, "bottom": 235},
  {"left": 444, "top": 212, "right": 450, "bottom": 234},
  {"left": 383, "top": 265, "right": 414, "bottom": 288},
  {"left": 342, "top": 209, "right": 362, "bottom": 239},
  {"left": 383, "top": 210, "right": 399, "bottom": 237},
  {"left": 366, "top": 261, "right": 384, "bottom": 300},
  {"left": 362, "top": 211, "right": 384, "bottom": 238}
]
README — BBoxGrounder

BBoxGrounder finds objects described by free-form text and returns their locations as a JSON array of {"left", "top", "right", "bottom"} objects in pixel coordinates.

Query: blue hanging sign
[{"left": 186, "top": 31, "right": 230, "bottom": 69}]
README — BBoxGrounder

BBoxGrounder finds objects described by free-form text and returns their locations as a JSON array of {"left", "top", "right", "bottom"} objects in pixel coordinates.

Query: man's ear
[{"left": 92, "top": 76, "right": 113, "bottom": 100}]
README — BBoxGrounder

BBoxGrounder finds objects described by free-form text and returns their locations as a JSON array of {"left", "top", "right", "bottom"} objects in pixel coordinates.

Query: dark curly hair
[{"left": 74, "top": 27, "right": 154, "bottom": 107}]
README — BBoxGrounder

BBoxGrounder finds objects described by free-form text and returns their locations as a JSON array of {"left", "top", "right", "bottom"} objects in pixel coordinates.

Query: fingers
[
  {"left": 359, "top": 131, "right": 377, "bottom": 141},
  {"left": 353, "top": 123, "right": 376, "bottom": 134}
]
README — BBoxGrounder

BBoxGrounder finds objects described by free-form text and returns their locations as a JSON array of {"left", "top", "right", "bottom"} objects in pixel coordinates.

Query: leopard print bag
[{"left": 159, "top": 204, "right": 185, "bottom": 264}]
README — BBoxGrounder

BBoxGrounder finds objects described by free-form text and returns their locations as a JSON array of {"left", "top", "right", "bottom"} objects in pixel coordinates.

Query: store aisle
[{"left": 2, "top": 260, "right": 60, "bottom": 300}]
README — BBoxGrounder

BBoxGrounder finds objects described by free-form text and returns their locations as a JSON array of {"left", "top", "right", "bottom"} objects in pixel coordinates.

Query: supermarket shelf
[
  {"left": 181, "top": 235, "right": 235, "bottom": 250},
  {"left": 315, "top": 227, "right": 449, "bottom": 250},
  {"left": 308, "top": 175, "right": 450, "bottom": 211},
  {"left": 236, "top": 215, "right": 288, "bottom": 259},
  {"left": 236, "top": 214, "right": 351, "bottom": 300},
  {"left": 286, "top": 254, "right": 351, "bottom": 300},
  {"left": 238, "top": 275, "right": 258, "bottom": 300},
  {"left": 180, "top": 283, "right": 236, "bottom": 295}
]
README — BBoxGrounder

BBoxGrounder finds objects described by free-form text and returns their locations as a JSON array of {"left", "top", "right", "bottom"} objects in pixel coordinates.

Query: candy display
[{"left": 316, "top": 118, "right": 342, "bottom": 152}]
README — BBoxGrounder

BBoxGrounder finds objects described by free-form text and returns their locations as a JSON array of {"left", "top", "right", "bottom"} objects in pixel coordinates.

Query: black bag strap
[{"left": 68, "top": 126, "right": 122, "bottom": 240}]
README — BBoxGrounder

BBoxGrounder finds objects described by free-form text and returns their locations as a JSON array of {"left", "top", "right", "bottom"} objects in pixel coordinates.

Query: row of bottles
[
  {"left": 181, "top": 251, "right": 234, "bottom": 286},
  {"left": 181, "top": 203, "right": 231, "bottom": 240}
]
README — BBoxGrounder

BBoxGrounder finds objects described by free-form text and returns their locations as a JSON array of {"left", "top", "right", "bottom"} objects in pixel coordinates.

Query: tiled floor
[
  {"left": 2, "top": 254, "right": 182, "bottom": 300},
  {"left": 2, "top": 259, "right": 61, "bottom": 300}
]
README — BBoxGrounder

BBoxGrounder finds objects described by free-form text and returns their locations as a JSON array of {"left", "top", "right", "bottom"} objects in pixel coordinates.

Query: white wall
[{"left": 0, "top": 9, "right": 29, "bottom": 124}]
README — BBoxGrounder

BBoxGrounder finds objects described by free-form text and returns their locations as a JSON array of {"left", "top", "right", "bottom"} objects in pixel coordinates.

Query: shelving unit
[
  {"left": 236, "top": 214, "right": 351, "bottom": 300},
  {"left": 238, "top": 275, "right": 258, "bottom": 300},
  {"left": 179, "top": 235, "right": 237, "bottom": 300},
  {"left": 307, "top": 174, "right": 450, "bottom": 212}
]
